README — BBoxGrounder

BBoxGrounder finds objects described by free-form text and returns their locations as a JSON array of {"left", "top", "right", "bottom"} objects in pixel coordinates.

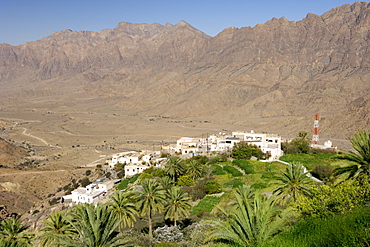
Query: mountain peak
[
  {"left": 0, "top": 3, "right": 369, "bottom": 140},
  {"left": 176, "top": 20, "right": 191, "bottom": 27}
]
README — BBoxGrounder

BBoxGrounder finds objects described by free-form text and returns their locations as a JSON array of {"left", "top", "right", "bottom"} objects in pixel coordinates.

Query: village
[{"left": 61, "top": 129, "right": 334, "bottom": 206}]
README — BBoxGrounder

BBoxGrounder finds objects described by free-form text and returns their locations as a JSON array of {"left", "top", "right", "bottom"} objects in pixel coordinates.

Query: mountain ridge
[{"left": 0, "top": 2, "right": 370, "bottom": 141}]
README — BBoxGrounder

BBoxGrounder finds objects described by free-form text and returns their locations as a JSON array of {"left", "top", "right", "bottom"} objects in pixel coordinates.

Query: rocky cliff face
[{"left": 1, "top": 2, "right": 370, "bottom": 139}]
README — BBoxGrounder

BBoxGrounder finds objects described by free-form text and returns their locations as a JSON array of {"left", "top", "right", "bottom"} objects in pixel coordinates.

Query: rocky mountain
[{"left": 1, "top": 2, "right": 370, "bottom": 140}]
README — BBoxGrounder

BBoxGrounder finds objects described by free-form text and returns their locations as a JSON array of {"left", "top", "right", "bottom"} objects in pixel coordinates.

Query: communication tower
[{"left": 312, "top": 113, "right": 319, "bottom": 145}]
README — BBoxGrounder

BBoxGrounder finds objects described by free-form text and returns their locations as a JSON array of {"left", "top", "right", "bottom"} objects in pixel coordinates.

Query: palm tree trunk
[{"left": 148, "top": 212, "right": 153, "bottom": 239}]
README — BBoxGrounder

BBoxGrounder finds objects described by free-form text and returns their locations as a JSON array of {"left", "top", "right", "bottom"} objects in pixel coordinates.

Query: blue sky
[{"left": 0, "top": 0, "right": 358, "bottom": 46}]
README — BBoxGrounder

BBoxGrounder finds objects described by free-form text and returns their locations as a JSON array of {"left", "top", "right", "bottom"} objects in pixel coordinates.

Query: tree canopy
[{"left": 231, "top": 142, "right": 265, "bottom": 160}]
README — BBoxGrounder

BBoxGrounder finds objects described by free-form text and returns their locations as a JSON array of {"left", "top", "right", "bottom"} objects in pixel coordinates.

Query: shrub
[
  {"left": 129, "top": 173, "right": 140, "bottom": 183},
  {"left": 261, "top": 171, "right": 277, "bottom": 181},
  {"left": 266, "top": 206, "right": 370, "bottom": 247},
  {"left": 184, "top": 180, "right": 207, "bottom": 200},
  {"left": 117, "top": 170, "right": 125, "bottom": 178},
  {"left": 295, "top": 180, "right": 369, "bottom": 218},
  {"left": 181, "top": 221, "right": 215, "bottom": 247},
  {"left": 224, "top": 179, "right": 244, "bottom": 188},
  {"left": 139, "top": 172, "right": 153, "bottom": 181},
  {"left": 231, "top": 142, "right": 265, "bottom": 160},
  {"left": 49, "top": 197, "right": 61, "bottom": 205},
  {"left": 232, "top": 160, "right": 255, "bottom": 174},
  {"left": 211, "top": 164, "right": 225, "bottom": 175},
  {"left": 178, "top": 175, "right": 194, "bottom": 186},
  {"left": 154, "top": 225, "right": 183, "bottom": 244},
  {"left": 282, "top": 137, "right": 311, "bottom": 154},
  {"left": 311, "top": 164, "right": 334, "bottom": 181},
  {"left": 280, "top": 153, "right": 337, "bottom": 170},
  {"left": 142, "top": 166, "right": 155, "bottom": 175},
  {"left": 192, "top": 181, "right": 207, "bottom": 200},
  {"left": 193, "top": 196, "right": 221, "bottom": 216},
  {"left": 79, "top": 177, "right": 90, "bottom": 187},
  {"left": 209, "top": 154, "right": 229, "bottom": 164},
  {"left": 251, "top": 182, "right": 267, "bottom": 190},
  {"left": 188, "top": 155, "right": 209, "bottom": 165},
  {"left": 223, "top": 165, "right": 243, "bottom": 177},
  {"left": 161, "top": 152, "right": 170, "bottom": 158},
  {"left": 205, "top": 181, "right": 222, "bottom": 194},
  {"left": 117, "top": 179, "right": 129, "bottom": 190}
]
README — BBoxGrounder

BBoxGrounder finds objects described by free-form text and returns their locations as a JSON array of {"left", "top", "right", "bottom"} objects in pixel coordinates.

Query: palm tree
[
  {"left": 108, "top": 191, "right": 138, "bottom": 230},
  {"left": 232, "top": 184, "right": 254, "bottom": 206},
  {"left": 0, "top": 217, "right": 34, "bottom": 247},
  {"left": 164, "top": 186, "right": 192, "bottom": 226},
  {"left": 205, "top": 187, "right": 293, "bottom": 247},
  {"left": 160, "top": 176, "right": 175, "bottom": 192},
  {"left": 136, "top": 179, "right": 166, "bottom": 238},
  {"left": 273, "top": 162, "right": 312, "bottom": 204},
  {"left": 60, "top": 203, "right": 130, "bottom": 247},
  {"left": 186, "top": 160, "right": 203, "bottom": 180},
  {"left": 334, "top": 130, "right": 370, "bottom": 182},
  {"left": 38, "top": 211, "right": 75, "bottom": 247},
  {"left": 164, "top": 156, "right": 184, "bottom": 182}
]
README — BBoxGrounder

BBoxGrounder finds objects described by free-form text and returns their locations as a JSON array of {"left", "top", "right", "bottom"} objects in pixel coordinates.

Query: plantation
[
  {"left": 266, "top": 206, "right": 370, "bottom": 247},
  {"left": 279, "top": 152, "right": 338, "bottom": 170},
  {"left": 192, "top": 196, "right": 222, "bottom": 216},
  {"left": 1, "top": 130, "right": 369, "bottom": 247}
]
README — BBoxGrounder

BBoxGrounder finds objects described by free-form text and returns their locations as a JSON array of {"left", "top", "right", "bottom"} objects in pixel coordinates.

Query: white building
[
  {"left": 175, "top": 137, "right": 202, "bottom": 155},
  {"left": 209, "top": 135, "right": 240, "bottom": 153},
  {"left": 62, "top": 180, "right": 118, "bottom": 205},
  {"left": 232, "top": 131, "right": 283, "bottom": 160},
  {"left": 311, "top": 140, "right": 336, "bottom": 150},
  {"left": 173, "top": 130, "right": 283, "bottom": 161},
  {"left": 125, "top": 163, "right": 150, "bottom": 178},
  {"left": 108, "top": 151, "right": 155, "bottom": 169}
]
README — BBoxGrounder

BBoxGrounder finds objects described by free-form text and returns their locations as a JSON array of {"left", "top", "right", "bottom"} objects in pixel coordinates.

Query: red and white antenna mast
[{"left": 312, "top": 113, "right": 319, "bottom": 145}]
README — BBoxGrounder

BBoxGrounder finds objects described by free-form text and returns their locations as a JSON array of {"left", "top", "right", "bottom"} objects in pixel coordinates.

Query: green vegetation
[
  {"left": 233, "top": 159, "right": 255, "bottom": 174},
  {"left": 117, "top": 173, "right": 140, "bottom": 190},
  {"left": 108, "top": 191, "right": 138, "bottom": 229},
  {"left": 164, "top": 156, "right": 185, "bottom": 182},
  {"left": 63, "top": 203, "right": 131, "bottom": 246},
  {"left": 3, "top": 129, "right": 369, "bottom": 246},
  {"left": 0, "top": 217, "right": 34, "bottom": 246},
  {"left": 192, "top": 196, "right": 221, "bottom": 216},
  {"left": 177, "top": 175, "right": 194, "bottom": 186},
  {"left": 211, "top": 164, "right": 225, "bottom": 175},
  {"left": 280, "top": 152, "right": 337, "bottom": 170},
  {"left": 205, "top": 180, "right": 222, "bottom": 194},
  {"left": 295, "top": 179, "right": 369, "bottom": 217},
  {"left": 250, "top": 182, "right": 267, "bottom": 190},
  {"left": 205, "top": 186, "right": 294, "bottom": 247},
  {"left": 38, "top": 211, "right": 75, "bottom": 246},
  {"left": 164, "top": 187, "right": 192, "bottom": 226},
  {"left": 223, "top": 165, "right": 243, "bottom": 177},
  {"left": 273, "top": 163, "right": 312, "bottom": 204},
  {"left": 224, "top": 178, "right": 244, "bottom": 188},
  {"left": 334, "top": 129, "right": 370, "bottom": 182},
  {"left": 231, "top": 141, "right": 265, "bottom": 160},
  {"left": 266, "top": 206, "right": 370, "bottom": 247},
  {"left": 136, "top": 179, "right": 166, "bottom": 238}
]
